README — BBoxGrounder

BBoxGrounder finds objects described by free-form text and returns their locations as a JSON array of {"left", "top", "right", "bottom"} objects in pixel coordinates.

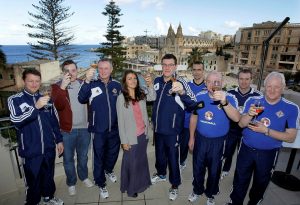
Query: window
[
  {"left": 0, "top": 73, "right": 3, "bottom": 80},
  {"left": 287, "top": 38, "right": 290, "bottom": 44},
  {"left": 285, "top": 47, "right": 288, "bottom": 52},
  {"left": 254, "top": 37, "right": 259, "bottom": 43},
  {"left": 288, "top": 30, "right": 292, "bottom": 35},
  {"left": 9, "top": 74, "right": 14, "bottom": 79},
  {"left": 255, "top": 30, "right": 260, "bottom": 36}
]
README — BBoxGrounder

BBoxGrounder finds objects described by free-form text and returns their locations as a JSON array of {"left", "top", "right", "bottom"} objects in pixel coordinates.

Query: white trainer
[
  {"left": 68, "top": 186, "right": 76, "bottom": 196},
  {"left": 180, "top": 163, "right": 187, "bottom": 173},
  {"left": 99, "top": 186, "right": 109, "bottom": 199},
  {"left": 83, "top": 178, "right": 94, "bottom": 187},
  {"left": 43, "top": 197, "right": 64, "bottom": 205},
  {"left": 188, "top": 192, "right": 200, "bottom": 202},
  {"left": 221, "top": 171, "right": 229, "bottom": 180},
  {"left": 169, "top": 187, "right": 178, "bottom": 201},
  {"left": 207, "top": 197, "right": 215, "bottom": 205},
  {"left": 105, "top": 172, "right": 117, "bottom": 183},
  {"left": 151, "top": 173, "right": 167, "bottom": 184}
]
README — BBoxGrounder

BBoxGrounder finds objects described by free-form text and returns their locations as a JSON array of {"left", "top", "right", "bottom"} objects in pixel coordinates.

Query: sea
[{"left": 1, "top": 45, "right": 101, "bottom": 68}]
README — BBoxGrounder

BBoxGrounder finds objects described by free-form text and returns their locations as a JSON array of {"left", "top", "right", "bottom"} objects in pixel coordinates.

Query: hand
[
  {"left": 144, "top": 74, "right": 153, "bottom": 87},
  {"left": 248, "top": 121, "right": 268, "bottom": 134},
  {"left": 57, "top": 142, "right": 64, "bottom": 155},
  {"left": 35, "top": 96, "right": 50, "bottom": 109},
  {"left": 248, "top": 104, "right": 258, "bottom": 117},
  {"left": 60, "top": 73, "right": 71, "bottom": 90},
  {"left": 188, "top": 137, "right": 195, "bottom": 152},
  {"left": 122, "top": 144, "right": 131, "bottom": 151},
  {"left": 172, "top": 81, "right": 184, "bottom": 95},
  {"left": 85, "top": 68, "right": 96, "bottom": 83},
  {"left": 212, "top": 90, "right": 226, "bottom": 102}
]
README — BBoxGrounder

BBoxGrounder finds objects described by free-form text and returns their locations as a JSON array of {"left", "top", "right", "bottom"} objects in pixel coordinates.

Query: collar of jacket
[{"left": 23, "top": 89, "right": 39, "bottom": 97}]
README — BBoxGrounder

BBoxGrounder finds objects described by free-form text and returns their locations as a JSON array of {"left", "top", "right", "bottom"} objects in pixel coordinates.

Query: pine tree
[
  {"left": 0, "top": 45, "right": 7, "bottom": 68},
  {"left": 96, "top": 0, "right": 126, "bottom": 76},
  {"left": 25, "top": 0, "right": 77, "bottom": 61}
]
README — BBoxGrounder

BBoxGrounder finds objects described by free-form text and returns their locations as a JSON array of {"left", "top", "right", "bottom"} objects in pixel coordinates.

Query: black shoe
[{"left": 132, "top": 193, "right": 138, "bottom": 198}]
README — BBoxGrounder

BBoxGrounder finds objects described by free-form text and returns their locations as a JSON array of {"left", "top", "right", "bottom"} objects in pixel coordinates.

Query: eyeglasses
[{"left": 162, "top": 64, "right": 175, "bottom": 68}]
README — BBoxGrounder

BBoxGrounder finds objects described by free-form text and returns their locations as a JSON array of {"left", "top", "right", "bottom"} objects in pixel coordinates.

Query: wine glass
[
  {"left": 212, "top": 81, "right": 222, "bottom": 92},
  {"left": 90, "top": 63, "right": 99, "bottom": 81},
  {"left": 138, "top": 69, "right": 148, "bottom": 92},
  {"left": 249, "top": 99, "right": 264, "bottom": 126},
  {"left": 168, "top": 71, "right": 177, "bottom": 94},
  {"left": 39, "top": 83, "right": 52, "bottom": 110},
  {"left": 62, "top": 67, "right": 71, "bottom": 89}
]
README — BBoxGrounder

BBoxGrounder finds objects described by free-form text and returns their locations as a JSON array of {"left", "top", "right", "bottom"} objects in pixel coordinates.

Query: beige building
[
  {"left": 203, "top": 53, "right": 228, "bottom": 72},
  {"left": 125, "top": 44, "right": 151, "bottom": 59},
  {"left": 138, "top": 49, "right": 159, "bottom": 64},
  {"left": 229, "top": 21, "right": 300, "bottom": 79},
  {"left": 160, "top": 24, "right": 218, "bottom": 66}
]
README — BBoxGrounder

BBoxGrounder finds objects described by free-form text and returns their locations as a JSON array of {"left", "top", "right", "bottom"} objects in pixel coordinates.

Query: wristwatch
[{"left": 220, "top": 99, "right": 229, "bottom": 108}]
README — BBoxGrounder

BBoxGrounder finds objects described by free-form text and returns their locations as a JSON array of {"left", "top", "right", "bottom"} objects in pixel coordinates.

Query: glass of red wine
[{"left": 249, "top": 99, "right": 264, "bottom": 126}]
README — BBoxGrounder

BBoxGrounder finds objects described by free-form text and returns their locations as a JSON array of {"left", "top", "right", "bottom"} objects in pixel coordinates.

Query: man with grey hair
[
  {"left": 226, "top": 71, "right": 299, "bottom": 205},
  {"left": 78, "top": 59, "right": 121, "bottom": 199},
  {"left": 188, "top": 71, "right": 240, "bottom": 205}
]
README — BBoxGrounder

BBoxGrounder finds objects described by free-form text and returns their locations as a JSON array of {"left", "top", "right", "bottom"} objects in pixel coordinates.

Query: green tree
[
  {"left": 96, "top": 0, "right": 126, "bottom": 76},
  {"left": 25, "top": 0, "right": 77, "bottom": 61},
  {"left": 0, "top": 45, "right": 7, "bottom": 68},
  {"left": 187, "top": 47, "right": 207, "bottom": 68}
]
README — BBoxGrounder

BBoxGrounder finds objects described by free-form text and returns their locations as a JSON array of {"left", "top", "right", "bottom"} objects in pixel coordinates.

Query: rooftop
[{"left": 1, "top": 126, "right": 300, "bottom": 205}]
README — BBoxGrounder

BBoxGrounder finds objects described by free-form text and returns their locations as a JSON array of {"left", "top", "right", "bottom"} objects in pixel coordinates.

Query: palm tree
[{"left": 187, "top": 47, "right": 207, "bottom": 68}]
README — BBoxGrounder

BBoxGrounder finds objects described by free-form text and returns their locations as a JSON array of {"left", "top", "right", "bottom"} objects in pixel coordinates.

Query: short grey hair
[
  {"left": 263, "top": 71, "right": 286, "bottom": 88},
  {"left": 205, "top": 70, "right": 222, "bottom": 81},
  {"left": 98, "top": 58, "right": 113, "bottom": 69}
]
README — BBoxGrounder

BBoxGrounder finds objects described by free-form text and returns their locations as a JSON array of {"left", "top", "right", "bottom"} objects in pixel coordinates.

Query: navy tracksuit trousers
[
  {"left": 230, "top": 142, "right": 279, "bottom": 205},
  {"left": 222, "top": 131, "right": 241, "bottom": 172},
  {"left": 179, "top": 128, "right": 190, "bottom": 165},
  {"left": 154, "top": 133, "right": 181, "bottom": 187},
  {"left": 93, "top": 129, "right": 120, "bottom": 187},
  {"left": 23, "top": 151, "right": 56, "bottom": 205},
  {"left": 192, "top": 132, "right": 225, "bottom": 198}
]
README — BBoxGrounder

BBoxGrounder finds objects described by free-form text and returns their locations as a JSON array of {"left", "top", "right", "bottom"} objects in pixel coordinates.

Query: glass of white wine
[{"left": 39, "top": 83, "right": 52, "bottom": 110}]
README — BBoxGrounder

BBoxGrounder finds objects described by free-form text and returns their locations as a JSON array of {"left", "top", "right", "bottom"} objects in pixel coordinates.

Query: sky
[{"left": 0, "top": 0, "right": 300, "bottom": 45}]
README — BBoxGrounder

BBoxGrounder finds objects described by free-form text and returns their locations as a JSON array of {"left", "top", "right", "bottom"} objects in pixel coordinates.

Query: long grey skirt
[{"left": 120, "top": 134, "right": 151, "bottom": 197}]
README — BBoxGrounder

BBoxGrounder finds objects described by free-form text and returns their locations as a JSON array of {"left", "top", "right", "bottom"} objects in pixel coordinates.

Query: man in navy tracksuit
[
  {"left": 188, "top": 71, "right": 240, "bottom": 205},
  {"left": 78, "top": 58, "right": 121, "bottom": 199},
  {"left": 226, "top": 72, "right": 299, "bottom": 205},
  {"left": 8, "top": 69, "right": 64, "bottom": 205},
  {"left": 221, "top": 69, "right": 261, "bottom": 179},
  {"left": 180, "top": 61, "right": 206, "bottom": 172},
  {"left": 151, "top": 54, "right": 197, "bottom": 201}
]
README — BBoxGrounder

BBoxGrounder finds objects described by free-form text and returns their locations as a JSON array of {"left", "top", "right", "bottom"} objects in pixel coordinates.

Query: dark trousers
[
  {"left": 192, "top": 132, "right": 225, "bottom": 198},
  {"left": 23, "top": 151, "right": 56, "bottom": 205},
  {"left": 179, "top": 128, "right": 190, "bottom": 165},
  {"left": 230, "top": 142, "right": 279, "bottom": 205},
  {"left": 93, "top": 129, "right": 120, "bottom": 187},
  {"left": 222, "top": 132, "right": 241, "bottom": 172},
  {"left": 154, "top": 133, "right": 181, "bottom": 186}
]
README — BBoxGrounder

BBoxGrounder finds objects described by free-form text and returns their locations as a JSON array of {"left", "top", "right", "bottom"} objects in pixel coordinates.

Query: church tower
[
  {"left": 175, "top": 23, "right": 184, "bottom": 47},
  {"left": 166, "top": 24, "right": 176, "bottom": 46}
]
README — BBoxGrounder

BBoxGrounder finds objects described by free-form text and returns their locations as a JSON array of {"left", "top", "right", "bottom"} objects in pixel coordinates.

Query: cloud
[
  {"left": 141, "top": 0, "right": 165, "bottom": 10},
  {"left": 187, "top": 26, "right": 201, "bottom": 36},
  {"left": 155, "top": 17, "right": 166, "bottom": 35},
  {"left": 224, "top": 20, "right": 241, "bottom": 30}
]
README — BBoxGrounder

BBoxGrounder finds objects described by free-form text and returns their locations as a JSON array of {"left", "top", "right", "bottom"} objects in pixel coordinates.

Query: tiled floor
[{"left": 1, "top": 136, "right": 300, "bottom": 205}]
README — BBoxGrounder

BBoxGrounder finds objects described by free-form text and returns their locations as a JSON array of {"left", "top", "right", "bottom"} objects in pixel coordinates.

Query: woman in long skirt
[{"left": 116, "top": 70, "right": 156, "bottom": 197}]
